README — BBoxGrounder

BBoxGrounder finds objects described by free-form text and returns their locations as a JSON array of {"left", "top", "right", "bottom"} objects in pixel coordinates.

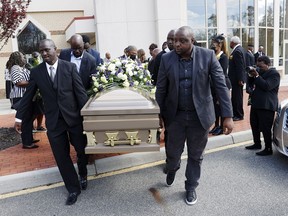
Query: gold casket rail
[{"left": 81, "top": 87, "right": 160, "bottom": 154}]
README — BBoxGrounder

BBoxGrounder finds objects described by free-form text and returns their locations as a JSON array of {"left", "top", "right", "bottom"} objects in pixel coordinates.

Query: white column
[{"left": 216, "top": 0, "right": 228, "bottom": 36}]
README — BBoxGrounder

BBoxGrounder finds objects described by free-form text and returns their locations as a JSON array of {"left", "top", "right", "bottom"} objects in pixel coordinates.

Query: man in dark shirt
[{"left": 152, "top": 29, "right": 175, "bottom": 85}]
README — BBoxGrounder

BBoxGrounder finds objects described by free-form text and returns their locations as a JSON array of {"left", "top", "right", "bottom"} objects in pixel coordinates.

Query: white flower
[
  {"left": 123, "top": 80, "right": 130, "bottom": 87},
  {"left": 98, "top": 65, "right": 106, "bottom": 72},
  {"left": 89, "top": 57, "right": 155, "bottom": 97},
  {"left": 121, "top": 74, "right": 128, "bottom": 80},
  {"left": 115, "top": 60, "right": 122, "bottom": 67},
  {"left": 150, "top": 87, "right": 156, "bottom": 94},
  {"left": 117, "top": 73, "right": 124, "bottom": 79},
  {"left": 108, "top": 63, "right": 116, "bottom": 71},
  {"left": 121, "top": 59, "right": 128, "bottom": 65},
  {"left": 126, "top": 67, "right": 132, "bottom": 73},
  {"left": 93, "top": 81, "right": 99, "bottom": 87},
  {"left": 100, "top": 75, "right": 108, "bottom": 83}
]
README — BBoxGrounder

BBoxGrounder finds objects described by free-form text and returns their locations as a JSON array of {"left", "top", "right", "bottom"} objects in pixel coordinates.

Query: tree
[{"left": 0, "top": 0, "right": 31, "bottom": 50}]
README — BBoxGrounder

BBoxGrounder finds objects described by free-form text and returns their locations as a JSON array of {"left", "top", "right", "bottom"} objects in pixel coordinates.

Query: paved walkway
[{"left": 0, "top": 82, "right": 287, "bottom": 177}]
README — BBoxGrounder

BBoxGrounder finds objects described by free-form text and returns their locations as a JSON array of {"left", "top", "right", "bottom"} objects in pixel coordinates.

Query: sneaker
[
  {"left": 166, "top": 171, "right": 176, "bottom": 187},
  {"left": 36, "top": 126, "right": 47, "bottom": 132},
  {"left": 185, "top": 189, "right": 197, "bottom": 205}
]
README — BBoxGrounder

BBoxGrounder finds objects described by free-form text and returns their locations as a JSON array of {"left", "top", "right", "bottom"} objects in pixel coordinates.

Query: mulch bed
[{"left": 0, "top": 127, "right": 21, "bottom": 150}]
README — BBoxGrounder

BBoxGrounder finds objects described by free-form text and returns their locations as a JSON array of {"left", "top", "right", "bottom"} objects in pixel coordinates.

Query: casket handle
[
  {"left": 105, "top": 132, "right": 119, "bottom": 147},
  {"left": 125, "top": 131, "right": 140, "bottom": 146}
]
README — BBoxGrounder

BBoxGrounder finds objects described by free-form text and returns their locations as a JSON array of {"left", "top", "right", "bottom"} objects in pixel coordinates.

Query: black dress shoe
[
  {"left": 80, "top": 176, "right": 88, "bottom": 190},
  {"left": 245, "top": 144, "right": 261, "bottom": 150},
  {"left": 256, "top": 148, "right": 273, "bottom": 156},
  {"left": 32, "top": 139, "right": 40, "bottom": 143},
  {"left": 233, "top": 117, "right": 244, "bottom": 121},
  {"left": 212, "top": 127, "right": 223, "bottom": 135},
  {"left": 22, "top": 144, "right": 39, "bottom": 149},
  {"left": 66, "top": 192, "right": 80, "bottom": 205},
  {"left": 209, "top": 126, "right": 218, "bottom": 134}
]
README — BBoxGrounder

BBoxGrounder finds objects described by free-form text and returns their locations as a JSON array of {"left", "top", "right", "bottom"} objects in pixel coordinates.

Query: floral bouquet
[{"left": 88, "top": 58, "right": 156, "bottom": 97}]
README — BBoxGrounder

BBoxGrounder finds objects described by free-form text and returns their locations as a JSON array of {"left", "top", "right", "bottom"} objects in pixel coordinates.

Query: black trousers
[
  {"left": 166, "top": 111, "right": 208, "bottom": 191},
  {"left": 13, "top": 97, "right": 34, "bottom": 147},
  {"left": 250, "top": 107, "right": 275, "bottom": 149},
  {"left": 231, "top": 84, "right": 244, "bottom": 118},
  {"left": 47, "top": 118, "right": 88, "bottom": 194}
]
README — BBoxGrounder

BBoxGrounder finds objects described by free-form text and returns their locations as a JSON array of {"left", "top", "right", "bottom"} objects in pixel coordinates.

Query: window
[
  {"left": 187, "top": 0, "right": 217, "bottom": 47},
  {"left": 227, "top": 0, "right": 240, "bottom": 27},
  {"left": 227, "top": 0, "right": 254, "bottom": 51},
  {"left": 17, "top": 21, "right": 46, "bottom": 55}
]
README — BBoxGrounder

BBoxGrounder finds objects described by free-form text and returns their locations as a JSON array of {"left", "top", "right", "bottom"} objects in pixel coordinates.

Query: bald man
[
  {"left": 156, "top": 26, "right": 233, "bottom": 205},
  {"left": 59, "top": 34, "right": 97, "bottom": 91}
]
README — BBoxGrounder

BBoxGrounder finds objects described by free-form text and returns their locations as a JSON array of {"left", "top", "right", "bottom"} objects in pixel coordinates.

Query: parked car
[{"left": 273, "top": 99, "right": 288, "bottom": 156}]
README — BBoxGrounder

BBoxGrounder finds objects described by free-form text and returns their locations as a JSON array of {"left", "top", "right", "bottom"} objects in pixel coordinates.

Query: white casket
[{"left": 81, "top": 87, "right": 160, "bottom": 154}]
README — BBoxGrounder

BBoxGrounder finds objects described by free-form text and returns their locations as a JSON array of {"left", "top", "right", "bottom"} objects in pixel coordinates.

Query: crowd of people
[{"left": 2, "top": 27, "right": 280, "bottom": 206}]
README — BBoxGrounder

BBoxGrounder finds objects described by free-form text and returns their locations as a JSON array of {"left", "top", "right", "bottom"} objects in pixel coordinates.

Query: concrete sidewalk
[{"left": 0, "top": 129, "right": 253, "bottom": 195}]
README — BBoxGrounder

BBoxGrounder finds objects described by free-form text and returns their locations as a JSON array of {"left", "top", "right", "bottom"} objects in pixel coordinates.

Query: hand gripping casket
[{"left": 81, "top": 87, "right": 160, "bottom": 154}]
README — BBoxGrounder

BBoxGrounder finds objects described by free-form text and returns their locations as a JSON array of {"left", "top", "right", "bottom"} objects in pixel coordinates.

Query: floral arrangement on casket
[{"left": 88, "top": 58, "right": 156, "bottom": 97}]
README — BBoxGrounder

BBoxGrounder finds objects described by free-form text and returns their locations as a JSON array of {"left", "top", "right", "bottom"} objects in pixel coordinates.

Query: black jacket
[
  {"left": 16, "top": 59, "right": 88, "bottom": 130},
  {"left": 248, "top": 67, "right": 280, "bottom": 111}
]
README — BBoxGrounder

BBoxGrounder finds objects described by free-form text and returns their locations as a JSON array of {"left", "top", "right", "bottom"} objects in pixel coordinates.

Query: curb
[{"left": 0, "top": 129, "right": 252, "bottom": 195}]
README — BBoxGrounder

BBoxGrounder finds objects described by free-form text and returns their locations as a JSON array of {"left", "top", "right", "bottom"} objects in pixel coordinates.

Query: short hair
[
  {"left": 248, "top": 44, "right": 254, "bottom": 47},
  {"left": 81, "top": 35, "right": 90, "bottom": 44},
  {"left": 149, "top": 43, "right": 157, "bottom": 50},
  {"left": 32, "top": 51, "right": 40, "bottom": 58},
  {"left": 257, "top": 55, "right": 271, "bottom": 65},
  {"left": 230, "top": 36, "right": 241, "bottom": 44},
  {"left": 137, "top": 49, "right": 145, "bottom": 58},
  {"left": 126, "top": 45, "right": 137, "bottom": 52}
]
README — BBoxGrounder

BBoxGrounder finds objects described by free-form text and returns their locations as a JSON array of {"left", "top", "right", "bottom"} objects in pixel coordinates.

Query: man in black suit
[
  {"left": 254, "top": 45, "right": 265, "bottom": 64},
  {"left": 15, "top": 39, "right": 89, "bottom": 205},
  {"left": 81, "top": 34, "right": 102, "bottom": 66},
  {"left": 245, "top": 44, "right": 255, "bottom": 67},
  {"left": 156, "top": 26, "right": 233, "bottom": 205},
  {"left": 59, "top": 34, "right": 97, "bottom": 91},
  {"left": 152, "top": 29, "right": 175, "bottom": 85},
  {"left": 245, "top": 56, "right": 280, "bottom": 156},
  {"left": 228, "top": 36, "right": 246, "bottom": 121}
]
